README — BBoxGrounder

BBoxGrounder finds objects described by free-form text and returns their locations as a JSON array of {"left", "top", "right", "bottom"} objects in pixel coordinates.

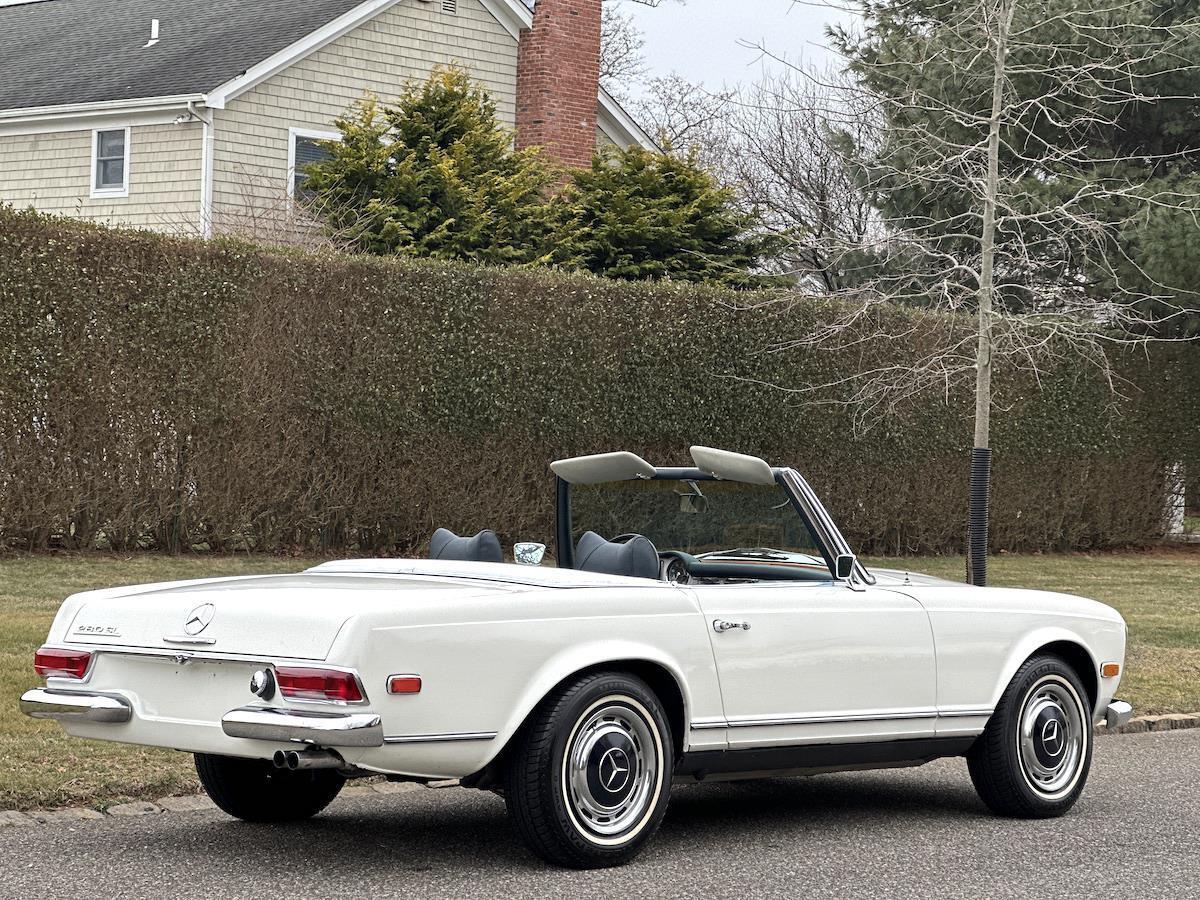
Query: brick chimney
[{"left": 515, "top": 0, "right": 602, "bottom": 169}]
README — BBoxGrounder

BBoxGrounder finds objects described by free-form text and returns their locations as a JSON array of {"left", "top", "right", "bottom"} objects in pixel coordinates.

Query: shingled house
[{"left": 0, "top": 0, "right": 650, "bottom": 236}]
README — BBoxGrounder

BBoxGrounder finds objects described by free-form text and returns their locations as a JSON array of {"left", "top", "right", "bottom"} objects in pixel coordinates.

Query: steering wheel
[{"left": 658, "top": 549, "right": 699, "bottom": 584}]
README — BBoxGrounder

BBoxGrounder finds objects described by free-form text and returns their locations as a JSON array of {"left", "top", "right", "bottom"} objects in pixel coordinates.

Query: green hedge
[{"left": 0, "top": 207, "right": 1196, "bottom": 555}]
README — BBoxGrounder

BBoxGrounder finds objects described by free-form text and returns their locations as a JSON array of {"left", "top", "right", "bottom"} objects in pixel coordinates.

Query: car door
[{"left": 691, "top": 580, "right": 937, "bottom": 749}]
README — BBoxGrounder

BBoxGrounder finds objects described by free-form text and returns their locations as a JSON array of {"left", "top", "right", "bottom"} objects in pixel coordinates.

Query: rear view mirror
[
  {"left": 834, "top": 554, "right": 855, "bottom": 580},
  {"left": 514, "top": 542, "right": 546, "bottom": 566},
  {"left": 679, "top": 494, "right": 708, "bottom": 515}
]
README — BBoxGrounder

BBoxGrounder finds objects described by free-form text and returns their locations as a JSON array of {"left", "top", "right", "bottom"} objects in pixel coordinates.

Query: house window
[
  {"left": 288, "top": 128, "right": 340, "bottom": 199},
  {"left": 91, "top": 127, "right": 130, "bottom": 197}
]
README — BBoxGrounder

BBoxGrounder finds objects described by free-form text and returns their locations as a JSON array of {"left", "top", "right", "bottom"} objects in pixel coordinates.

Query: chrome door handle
[{"left": 713, "top": 619, "right": 751, "bottom": 633}]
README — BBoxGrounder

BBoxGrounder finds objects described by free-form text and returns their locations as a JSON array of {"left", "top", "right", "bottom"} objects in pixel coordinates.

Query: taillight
[
  {"left": 275, "top": 667, "right": 363, "bottom": 703},
  {"left": 34, "top": 646, "right": 92, "bottom": 679}
]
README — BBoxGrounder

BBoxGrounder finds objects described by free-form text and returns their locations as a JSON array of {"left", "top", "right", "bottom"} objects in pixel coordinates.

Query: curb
[
  {"left": 0, "top": 778, "right": 437, "bottom": 829},
  {"left": 1094, "top": 712, "right": 1200, "bottom": 735}
]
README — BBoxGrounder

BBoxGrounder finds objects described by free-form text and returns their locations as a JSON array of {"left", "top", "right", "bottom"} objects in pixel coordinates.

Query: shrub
[{"left": 0, "top": 206, "right": 1195, "bottom": 555}]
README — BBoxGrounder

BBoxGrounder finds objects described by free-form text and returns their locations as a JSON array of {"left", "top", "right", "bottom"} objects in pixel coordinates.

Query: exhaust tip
[{"left": 272, "top": 750, "right": 289, "bottom": 769}]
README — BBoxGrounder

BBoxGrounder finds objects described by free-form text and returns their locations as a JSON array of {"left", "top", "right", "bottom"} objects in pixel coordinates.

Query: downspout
[{"left": 188, "top": 100, "right": 214, "bottom": 237}]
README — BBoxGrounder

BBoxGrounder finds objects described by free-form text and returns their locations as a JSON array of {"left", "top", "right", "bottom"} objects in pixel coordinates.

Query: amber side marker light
[
  {"left": 1101, "top": 663, "right": 1121, "bottom": 678},
  {"left": 387, "top": 675, "right": 422, "bottom": 695}
]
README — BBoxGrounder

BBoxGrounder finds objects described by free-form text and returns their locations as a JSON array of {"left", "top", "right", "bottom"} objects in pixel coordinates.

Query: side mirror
[
  {"left": 834, "top": 553, "right": 856, "bottom": 580},
  {"left": 514, "top": 542, "right": 547, "bottom": 566}
]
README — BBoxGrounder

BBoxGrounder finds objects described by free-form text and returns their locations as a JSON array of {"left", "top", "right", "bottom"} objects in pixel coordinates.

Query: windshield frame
[{"left": 554, "top": 465, "right": 874, "bottom": 585}]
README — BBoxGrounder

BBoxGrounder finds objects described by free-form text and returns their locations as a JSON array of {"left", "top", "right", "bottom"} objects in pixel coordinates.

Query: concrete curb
[
  {"left": 0, "top": 778, "right": 432, "bottom": 828},
  {"left": 0, "top": 720, "right": 1195, "bottom": 827},
  {"left": 1094, "top": 712, "right": 1200, "bottom": 735}
]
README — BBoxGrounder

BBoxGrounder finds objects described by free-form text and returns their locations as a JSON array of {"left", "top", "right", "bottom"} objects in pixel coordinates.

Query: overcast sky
[{"left": 620, "top": 0, "right": 854, "bottom": 92}]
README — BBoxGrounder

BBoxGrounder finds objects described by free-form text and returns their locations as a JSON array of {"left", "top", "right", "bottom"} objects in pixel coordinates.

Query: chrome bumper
[
  {"left": 221, "top": 705, "right": 384, "bottom": 748},
  {"left": 1105, "top": 700, "right": 1133, "bottom": 729},
  {"left": 20, "top": 688, "right": 132, "bottom": 723}
]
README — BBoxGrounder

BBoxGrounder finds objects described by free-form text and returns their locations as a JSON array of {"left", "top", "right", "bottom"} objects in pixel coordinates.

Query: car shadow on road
[{"left": 99, "top": 767, "right": 989, "bottom": 875}]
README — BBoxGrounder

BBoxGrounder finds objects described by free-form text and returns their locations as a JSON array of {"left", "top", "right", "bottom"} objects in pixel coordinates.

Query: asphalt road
[{"left": 2, "top": 730, "right": 1196, "bottom": 900}]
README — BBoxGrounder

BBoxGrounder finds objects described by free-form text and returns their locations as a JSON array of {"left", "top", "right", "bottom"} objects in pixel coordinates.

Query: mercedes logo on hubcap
[
  {"left": 1041, "top": 718, "right": 1065, "bottom": 758},
  {"left": 599, "top": 747, "right": 631, "bottom": 793},
  {"left": 183, "top": 603, "right": 216, "bottom": 635}
]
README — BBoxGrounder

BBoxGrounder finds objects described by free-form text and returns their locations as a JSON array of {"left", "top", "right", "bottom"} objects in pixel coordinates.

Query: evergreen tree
[
  {"left": 304, "top": 67, "right": 567, "bottom": 265},
  {"left": 564, "top": 145, "right": 782, "bottom": 287}
]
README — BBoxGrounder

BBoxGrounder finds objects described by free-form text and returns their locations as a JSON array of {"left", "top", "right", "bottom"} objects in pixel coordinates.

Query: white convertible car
[{"left": 22, "top": 447, "right": 1131, "bottom": 868}]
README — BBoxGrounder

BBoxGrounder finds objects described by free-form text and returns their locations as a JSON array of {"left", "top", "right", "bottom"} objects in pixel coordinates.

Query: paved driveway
[{"left": 2, "top": 730, "right": 1196, "bottom": 899}]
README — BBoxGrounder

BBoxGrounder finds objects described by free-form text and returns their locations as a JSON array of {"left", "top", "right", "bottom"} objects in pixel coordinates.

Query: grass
[{"left": 2, "top": 549, "right": 1198, "bottom": 810}]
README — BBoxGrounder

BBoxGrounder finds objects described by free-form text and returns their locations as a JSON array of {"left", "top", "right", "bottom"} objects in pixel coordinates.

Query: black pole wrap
[{"left": 967, "top": 447, "right": 992, "bottom": 587}]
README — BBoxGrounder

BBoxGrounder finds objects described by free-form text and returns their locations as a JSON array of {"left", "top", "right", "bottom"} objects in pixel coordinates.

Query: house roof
[
  {"left": 0, "top": 0, "right": 365, "bottom": 112},
  {"left": 0, "top": 0, "right": 655, "bottom": 149}
]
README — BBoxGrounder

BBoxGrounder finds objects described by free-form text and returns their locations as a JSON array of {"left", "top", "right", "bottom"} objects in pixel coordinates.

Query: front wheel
[
  {"left": 503, "top": 671, "right": 673, "bottom": 868},
  {"left": 195, "top": 753, "right": 344, "bottom": 822},
  {"left": 967, "top": 654, "right": 1093, "bottom": 818}
]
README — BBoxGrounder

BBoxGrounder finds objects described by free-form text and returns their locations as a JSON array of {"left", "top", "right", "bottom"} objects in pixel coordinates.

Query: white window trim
[
  {"left": 287, "top": 127, "right": 342, "bottom": 198},
  {"left": 90, "top": 125, "right": 131, "bottom": 198}
]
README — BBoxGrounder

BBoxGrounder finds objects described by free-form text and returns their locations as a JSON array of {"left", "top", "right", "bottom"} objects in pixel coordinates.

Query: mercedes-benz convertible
[{"left": 21, "top": 447, "right": 1131, "bottom": 868}]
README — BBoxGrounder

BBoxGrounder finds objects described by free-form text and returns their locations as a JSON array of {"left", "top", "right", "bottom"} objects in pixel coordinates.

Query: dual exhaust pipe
[{"left": 272, "top": 748, "right": 346, "bottom": 771}]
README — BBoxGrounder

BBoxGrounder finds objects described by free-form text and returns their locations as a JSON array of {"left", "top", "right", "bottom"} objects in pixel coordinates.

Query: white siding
[
  {"left": 0, "top": 123, "right": 202, "bottom": 233},
  {"left": 210, "top": 0, "right": 519, "bottom": 235}
]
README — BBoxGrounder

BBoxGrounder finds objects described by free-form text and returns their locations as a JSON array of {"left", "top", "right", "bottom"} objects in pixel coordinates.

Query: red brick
[{"left": 516, "top": 0, "right": 601, "bottom": 169}]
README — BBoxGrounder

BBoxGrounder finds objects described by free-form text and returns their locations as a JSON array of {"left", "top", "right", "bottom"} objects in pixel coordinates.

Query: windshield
[{"left": 570, "top": 477, "right": 826, "bottom": 563}]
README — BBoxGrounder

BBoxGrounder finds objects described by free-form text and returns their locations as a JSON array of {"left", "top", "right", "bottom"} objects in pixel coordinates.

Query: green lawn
[{"left": 2, "top": 550, "right": 1198, "bottom": 811}]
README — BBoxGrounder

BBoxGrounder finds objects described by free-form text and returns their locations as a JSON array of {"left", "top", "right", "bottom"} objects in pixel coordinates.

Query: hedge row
[{"left": 1, "top": 207, "right": 1196, "bottom": 555}]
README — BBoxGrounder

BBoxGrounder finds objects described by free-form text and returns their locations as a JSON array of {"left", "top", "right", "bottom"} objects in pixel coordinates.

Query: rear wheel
[
  {"left": 967, "top": 654, "right": 1093, "bottom": 818},
  {"left": 195, "top": 753, "right": 344, "bottom": 822},
  {"left": 503, "top": 671, "right": 673, "bottom": 868}
]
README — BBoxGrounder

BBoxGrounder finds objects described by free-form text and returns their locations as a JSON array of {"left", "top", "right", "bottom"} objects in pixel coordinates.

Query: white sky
[{"left": 619, "top": 0, "right": 855, "bottom": 92}]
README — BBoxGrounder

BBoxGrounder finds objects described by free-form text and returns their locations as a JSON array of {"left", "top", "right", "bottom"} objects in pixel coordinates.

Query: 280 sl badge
[{"left": 72, "top": 624, "right": 122, "bottom": 637}]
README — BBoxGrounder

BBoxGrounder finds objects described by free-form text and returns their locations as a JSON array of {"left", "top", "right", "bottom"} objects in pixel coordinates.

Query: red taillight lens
[
  {"left": 275, "top": 667, "right": 363, "bottom": 703},
  {"left": 34, "top": 647, "right": 92, "bottom": 679}
]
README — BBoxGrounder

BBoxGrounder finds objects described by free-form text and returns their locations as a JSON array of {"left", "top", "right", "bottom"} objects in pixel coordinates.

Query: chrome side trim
[
  {"left": 383, "top": 731, "right": 498, "bottom": 744},
  {"left": 689, "top": 708, "right": 994, "bottom": 731},
  {"left": 936, "top": 707, "right": 994, "bottom": 719},
  {"left": 221, "top": 705, "right": 384, "bottom": 748},
  {"left": 1105, "top": 700, "right": 1133, "bottom": 728},
  {"left": 20, "top": 688, "right": 132, "bottom": 723}
]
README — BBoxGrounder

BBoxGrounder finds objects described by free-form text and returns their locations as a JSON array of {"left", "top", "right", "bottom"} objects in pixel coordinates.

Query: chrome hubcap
[
  {"left": 1017, "top": 675, "right": 1086, "bottom": 799},
  {"left": 563, "top": 699, "right": 661, "bottom": 840}
]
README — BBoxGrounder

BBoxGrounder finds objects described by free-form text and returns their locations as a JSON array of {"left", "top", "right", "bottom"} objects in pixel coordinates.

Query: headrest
[
  {"left": 575, "top": 531, "right": 659, "bottom": 580},
  {"left": 429, "top": 528, "right": 504, "bottom": 564}
]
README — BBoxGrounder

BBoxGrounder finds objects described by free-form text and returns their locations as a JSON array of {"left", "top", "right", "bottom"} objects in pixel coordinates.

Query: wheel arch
[
  {"left": 992, "top": 629, "right": 1100, "bottom": 715},
  {"left": 467, "top": 648, "right": 691, "bottom": 785}
]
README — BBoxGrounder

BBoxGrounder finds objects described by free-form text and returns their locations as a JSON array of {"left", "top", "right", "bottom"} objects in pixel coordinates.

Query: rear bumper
[
  {"left": 1104, "top": 700, "right": 1133, "bottom": 729},
  {"left": 20, "top": 688, "right": 132, "bottom": 723},
  {"left": 221, "top": 705, "right": 384, "bottom": 748}
]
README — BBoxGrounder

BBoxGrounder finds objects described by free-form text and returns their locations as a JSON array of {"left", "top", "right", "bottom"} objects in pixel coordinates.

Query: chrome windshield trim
[
  {"left": 778, "top": 468, "right": 876, "bottom": 586},
  {"left": 221, "top": 705, "right": 384, "bottom": 748},
  {"left": 20, "top": 688, "right": 132, "bottom": 723},
  {"left": 383, "top": 731, "right": 498, "bottom": 744}
]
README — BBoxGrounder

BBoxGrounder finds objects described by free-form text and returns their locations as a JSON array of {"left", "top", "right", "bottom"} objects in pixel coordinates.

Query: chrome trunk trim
[
  {"left": 20, "top": 688, "right": 132, "bottom": 723},
  {"left": 221, "top": 705, "right": 384, "bottom": 747}
]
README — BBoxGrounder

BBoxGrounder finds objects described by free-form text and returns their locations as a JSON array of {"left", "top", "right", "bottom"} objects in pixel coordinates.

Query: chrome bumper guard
[
  {"left": 221, "top": 706, "right": 384, "bottom": 748},
  {"left": 1105, "top": 700, "right": 1133, "bottom": 729},
  {"left": 20, "top": 688, "right": 132, "bottom": 723}
]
